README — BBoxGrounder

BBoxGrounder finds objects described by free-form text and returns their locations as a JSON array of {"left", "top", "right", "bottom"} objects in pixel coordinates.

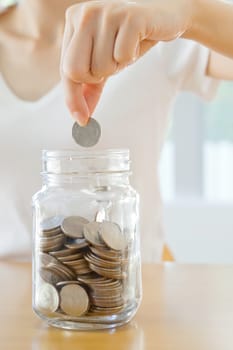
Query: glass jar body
[{"left": 32, "top": 151, "right": 142, "bottom": 330}]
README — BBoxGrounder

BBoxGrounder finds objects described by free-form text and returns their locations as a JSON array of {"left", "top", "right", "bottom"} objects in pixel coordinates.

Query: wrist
[{"left": 182, "top": 0, "right": 206, "bottom": 41}]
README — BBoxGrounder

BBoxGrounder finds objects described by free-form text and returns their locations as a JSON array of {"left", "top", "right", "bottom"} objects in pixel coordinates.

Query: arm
[
  {"left": 207, "top": 51, "right": 233, "bottom": 80},
  {"left": 187, "top": 0, "right": 233, "bottom": 80},
  {"left": 185, "top": 0, "right": 233, "bottom": 59},
  {"left": 61, "top": 0, "right": 233, "bottom": 125}
]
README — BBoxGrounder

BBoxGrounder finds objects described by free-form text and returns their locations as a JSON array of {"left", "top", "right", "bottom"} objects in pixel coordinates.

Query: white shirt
[{"left": 0, "top": 39, "right": 218, "bottom": 262}]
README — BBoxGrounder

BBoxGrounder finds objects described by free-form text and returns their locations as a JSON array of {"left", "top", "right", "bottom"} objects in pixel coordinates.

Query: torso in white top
[{"left": 0, "top": 39, "right": 218, "bottom": 261}]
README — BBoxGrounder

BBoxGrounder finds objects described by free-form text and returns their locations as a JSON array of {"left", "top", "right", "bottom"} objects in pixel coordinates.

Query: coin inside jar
[
  {"left": 72, "top": 118, "right": 101, "bottom": 147},
  {"left": 60, "top": 284, "right": 90, "bottom": 316},
  {"left": 40, "top": 216, "right": 64, "bottom": 232},
  {"left": 37, "top": 283, "right": 59, "bottom": 313},
  {"left": 83, "top": 222, "right": 105, "bottom": 247},
  {"left": 39, "top": 253, "right": 60, "bottom": 266},
  {"left": 99, "top": 221, "right": 127, "bottom": 251},
  {"left": 61, "top": 216, "right": 89, "bottom": 238}
]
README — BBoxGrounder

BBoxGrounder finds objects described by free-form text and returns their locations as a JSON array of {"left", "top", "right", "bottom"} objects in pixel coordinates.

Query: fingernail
[{"left": 72, "top": 112, "right": 88, "bottom": 127}]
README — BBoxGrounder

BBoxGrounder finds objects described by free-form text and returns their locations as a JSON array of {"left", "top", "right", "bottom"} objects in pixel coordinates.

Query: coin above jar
[
  {"left": 37, "top": 212, "right": 129, "bottom": 316},
  {"left": 72, "top": 118, "right": 101, "bottom": 147}
]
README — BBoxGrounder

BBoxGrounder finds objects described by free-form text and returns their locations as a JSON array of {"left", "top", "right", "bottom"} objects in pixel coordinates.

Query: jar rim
[{"left": 42, "top": 149, "right": 130, "bottom": 160}]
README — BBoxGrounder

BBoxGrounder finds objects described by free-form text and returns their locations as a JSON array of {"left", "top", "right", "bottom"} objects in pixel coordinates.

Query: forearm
[
  {"left": 185, "top": 0, "right": 233, "bottom": 58},
  {"left": 207, "top": 51, "right": 233, "bottom": 79}
]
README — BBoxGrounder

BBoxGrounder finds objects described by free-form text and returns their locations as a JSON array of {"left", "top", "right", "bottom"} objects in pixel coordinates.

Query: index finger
[{"left": 62, "top": 75, "right": 90, "bottom": 126}]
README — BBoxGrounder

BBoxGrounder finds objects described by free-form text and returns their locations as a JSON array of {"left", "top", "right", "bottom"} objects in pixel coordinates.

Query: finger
[
  {"left": 139, "top": 39, "right": 157, "bottom": 57},
  {"left": 62, "top": 27, "right": 102, "bottom": 85},
  {"left": 91, "top": 19, "right": 118, "bottom": 78},
  {"left": 82, "top": 80, "right": 106, "bottom": 116},
  {"left": 114, "top": 21, "right": 141, "bottom": 65},
  {"left": 62, "top": 76, "right": 90, "bottom": 126},
  {"left": 60, "top": 20, "right": 74, "bottom": 74}
]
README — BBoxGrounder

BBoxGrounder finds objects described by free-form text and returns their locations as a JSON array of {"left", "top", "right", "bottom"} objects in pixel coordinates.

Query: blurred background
[
  {"left": 160, "top": 85, "right": 233, "bottom": 263},
  {"left": 1, "top": 0, "right": 233, "bottom": 263},
  {"left": 0, "top": 0, "right": 13, "bottom": 6}
]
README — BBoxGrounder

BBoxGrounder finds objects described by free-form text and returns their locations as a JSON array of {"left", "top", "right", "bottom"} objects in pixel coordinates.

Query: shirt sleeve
[{"left": 158, "top": 39, "right": 220, "bottom": 100}]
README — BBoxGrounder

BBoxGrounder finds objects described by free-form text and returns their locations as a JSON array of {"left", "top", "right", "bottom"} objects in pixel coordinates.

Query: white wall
[
  {"left": 164, "top": 200, "right": 233, "bottom": 263},
  {"left": 160, "top": 90, "right": 233, "bottom": 263}
]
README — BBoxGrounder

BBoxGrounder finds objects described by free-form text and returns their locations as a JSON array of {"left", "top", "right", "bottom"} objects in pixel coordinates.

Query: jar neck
[
  {"left": 42, "top": 172, "right": 131, "bottom": 187},
  {"left": 41, "top": 149, "right": 131, "bottom": 188},
  {"left": 42, "top": 149, "right": 130, "bottom": 188}
]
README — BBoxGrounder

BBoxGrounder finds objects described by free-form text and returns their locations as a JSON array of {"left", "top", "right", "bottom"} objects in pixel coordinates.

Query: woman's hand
[{"left": 61, "top": 0, "right": 193, "bottom": 125}]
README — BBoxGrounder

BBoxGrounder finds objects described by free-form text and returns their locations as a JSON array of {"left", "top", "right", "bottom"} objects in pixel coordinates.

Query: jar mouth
[
  {"left": 42, "top": 149, "right": 130, "bottom": 175},
  {"left": 43, "top": 149, "right": 129, "bottom": 160}
]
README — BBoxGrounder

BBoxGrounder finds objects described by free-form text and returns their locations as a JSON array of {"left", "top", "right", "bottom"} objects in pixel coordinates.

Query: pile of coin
[
  {"left": 78, "top": 275, "right": 124, "bottom": 315},
  {"left": 39, "top": 216, "right": 65, "bottom": 252},
  {"left": 37, "top": 214, "right": 128, "bottom": 317}
]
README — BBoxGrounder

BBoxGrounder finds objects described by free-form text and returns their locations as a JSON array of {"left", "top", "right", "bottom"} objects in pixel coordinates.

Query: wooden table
[{"left": 1, "top": 262, "right": 233, "bottom": 350}]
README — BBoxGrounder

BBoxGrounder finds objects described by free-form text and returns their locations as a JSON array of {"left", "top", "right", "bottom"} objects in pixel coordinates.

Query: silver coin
[
  {"left": 56, "top": 280, "right": 81, "bottom": 288},
  {"left": 39, "top": 227, "right": 62, "bottom": 237},
  {"left": 89, "top": 305, "right": 124, "bottom": 315},
  {"left": 49, "top": 262, "right": 76, "bottom": 280},
  {"left": 60, "top": 284, "right": 90, "bottom": 316},
  {"left": 39, "top": 253, "right": 59, "bottom": 266},
  {"left": 65, "top": 238, "right": 89, "bottom": 250},
  {"left": 99, "top": 221, "right": 127, "bottom": 251},
  {"left": 50, "top": 248, "right": 80, "bottom": 258},
  {"left": 40, "top": 216, "right": 64, "bottom": 232},
  {"left": 40, "top": 266, "right": 64, "bottom": 285},
  {"left": 37, "top": 282, "right": 59, "bottom": 313},
  {"left": 83, "top": 222, "right": 105, "bottom": 247},
  {"left": 72, "top": 118, "right": 101, "bottom": 147},
  {"left": 89, "top": 246, "right": 123, "bottom": 261},
  {"left": 61, "top": 216, "right": 89, "bottom": 239}
]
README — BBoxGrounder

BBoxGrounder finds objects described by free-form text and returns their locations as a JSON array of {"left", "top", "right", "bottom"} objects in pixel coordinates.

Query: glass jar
[{"left": 32, "top": 149, "right": 142, "bottom": 330}]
